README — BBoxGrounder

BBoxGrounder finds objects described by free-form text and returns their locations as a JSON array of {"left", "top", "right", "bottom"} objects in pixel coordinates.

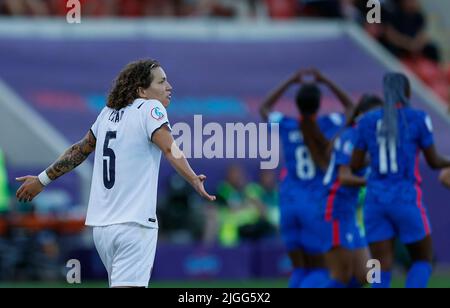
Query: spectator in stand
[
  {"left": 215, "top": 165, "right": 273, "bottom": 246},
  {"left": 158, "top": 173, "right": 205, "bottom": 243},
  {"left": 49, "top": 0, "right": 118, "bottom": 17},
  {"left": 381, "top": 0, "right": 441, "bottom": 63},
  {"left": 299, "top": 0, "right": 343, "bottom": 18},
  {"left": 0, "top": 148, "right": 10, "bottom": 214},
  {"left": 1, "top": 0, "right": 50, "bottom": 16},
  {"left": 245, "top": 170, "right": 279, "bottom": 230}
]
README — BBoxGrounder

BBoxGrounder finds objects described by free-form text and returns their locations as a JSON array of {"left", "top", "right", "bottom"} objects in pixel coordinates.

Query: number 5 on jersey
[{"left": 103, "top": 131, "right": 117, "bottom": 189}]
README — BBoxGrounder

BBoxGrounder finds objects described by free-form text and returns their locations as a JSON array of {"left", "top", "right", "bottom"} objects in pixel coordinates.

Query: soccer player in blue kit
[
  {"left": 260, "top": 69, "right": 353, "bottom": 288},
  {"left": 351, "top": 73, "right": 450, "bottom": 288},
  {"left": 302, "top": 95, "right": 383, "bottom": 288}
]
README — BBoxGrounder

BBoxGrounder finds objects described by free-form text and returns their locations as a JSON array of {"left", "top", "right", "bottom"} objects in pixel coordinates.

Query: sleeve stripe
[
  {"left": 89, "top": 128, "right": 97, "bottom": 140},
  {"left": 150, "top": 121, "right": 170, "bottom": 142}
]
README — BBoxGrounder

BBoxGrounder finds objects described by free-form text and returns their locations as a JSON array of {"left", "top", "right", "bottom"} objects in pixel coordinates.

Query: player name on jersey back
[{"left": 85, "top": 98, "right": 170, "bottom": 228}]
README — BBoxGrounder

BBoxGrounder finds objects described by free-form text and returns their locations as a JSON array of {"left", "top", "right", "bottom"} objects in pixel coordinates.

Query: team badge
[{"left": 151, "top": 107, "right": 165, "bottom": 120}]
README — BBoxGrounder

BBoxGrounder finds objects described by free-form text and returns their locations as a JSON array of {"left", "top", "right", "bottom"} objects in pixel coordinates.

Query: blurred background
[{"left": 0, "top": 0, "right": 449, "bottom": 288}]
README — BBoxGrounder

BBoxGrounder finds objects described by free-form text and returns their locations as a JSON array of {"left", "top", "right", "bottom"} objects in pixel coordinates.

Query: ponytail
[{"left": 380, "top": 73, "right": 410, "bottom": 144}]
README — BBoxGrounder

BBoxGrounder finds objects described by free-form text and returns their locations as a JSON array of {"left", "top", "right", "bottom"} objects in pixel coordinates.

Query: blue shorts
[
  {"left": 279, "top": 191, "right": 328, "bottom": 254},
  {"left": 319, "top": 186, "right": 367, "bottom": 251},
  {"left": 353, "top": 221, "right": 368, "bottom": 249},
  {"left": 320, "top": 216, "right": 367, "bottom": 251},
  {"left": 364, "top": 188, "right": 432, "bottom": 244}
]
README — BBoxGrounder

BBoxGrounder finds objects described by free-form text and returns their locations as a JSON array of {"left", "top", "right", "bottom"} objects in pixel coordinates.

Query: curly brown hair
[{"left": 107, "top": 59, "right": 160, "bottom": 110}]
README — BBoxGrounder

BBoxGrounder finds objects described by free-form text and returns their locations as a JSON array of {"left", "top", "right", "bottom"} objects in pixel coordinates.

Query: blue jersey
[
  {"left": 323, "top": 126, "right": 365, "bottom": 220},
  {"left": 270, "top": 112, "right": 345, "bottom": 202},
  {"left": 354, "top": 107, "right": 434, "bottom": 204}
]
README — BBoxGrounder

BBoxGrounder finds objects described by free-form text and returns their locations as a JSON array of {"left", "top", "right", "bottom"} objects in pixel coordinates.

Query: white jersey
[{"left": 85, "top": 98, "right": 170, "bottom": 228}]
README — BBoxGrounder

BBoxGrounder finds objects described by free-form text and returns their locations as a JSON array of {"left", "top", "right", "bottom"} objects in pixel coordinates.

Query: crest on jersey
[{"left": 151, "top": 107, "right": 165, "bottom": 120}]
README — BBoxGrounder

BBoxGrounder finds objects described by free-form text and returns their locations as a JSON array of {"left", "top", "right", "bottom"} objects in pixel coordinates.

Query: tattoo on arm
[{"left": 46, "top": 131, "right": 96, "bottom": 180}]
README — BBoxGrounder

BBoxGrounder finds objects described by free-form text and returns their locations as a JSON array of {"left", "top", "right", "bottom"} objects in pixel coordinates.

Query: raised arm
[
  {"left": 152, "top": 125, "right": 216, "bottom": 201},
  {"left": 16, "top": 130, "right": 96, "bottom": 202},
  {"left": 310, "top": 69, "right": 355, "bottom": 117},
  {"left": 260, "top": 70, "right": 303, "bottom": 121}
]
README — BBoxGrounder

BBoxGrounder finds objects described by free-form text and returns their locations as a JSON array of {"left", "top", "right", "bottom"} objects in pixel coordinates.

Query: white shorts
[{"left": 93, "top": 222, "right": 158, "bottom": 288}]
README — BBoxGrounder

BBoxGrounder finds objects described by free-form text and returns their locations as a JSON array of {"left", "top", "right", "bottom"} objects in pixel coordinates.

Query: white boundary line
[
  {"left": 0, "top": 79, "right": 93, "bottom": 204},
  {"left": 0, "top": 18, "right": 344, "bottom": 40}
]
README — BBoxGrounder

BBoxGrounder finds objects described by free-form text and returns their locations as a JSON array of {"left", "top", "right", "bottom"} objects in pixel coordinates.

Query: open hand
[
  {"left": 439, "top": 168, "right": 450, "bottom": 189},
  {"left": 15, "top": 176, "right": 44, "bottom": 203},
  {"left": 304, "top": 68, "right": 326, "bottom": 83},
  {"left": 192, "top": 175, "right": 216, "bottom": 202}
]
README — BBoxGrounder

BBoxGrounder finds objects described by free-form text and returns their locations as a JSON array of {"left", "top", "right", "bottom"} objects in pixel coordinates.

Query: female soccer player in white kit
[{"left": 15, "top": 59, "right": 216, "bottom": 287}]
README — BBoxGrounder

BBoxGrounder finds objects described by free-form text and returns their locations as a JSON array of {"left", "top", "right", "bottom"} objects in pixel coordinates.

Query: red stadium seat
[
  {"left": 429, "top": 80, "right": 450, "bottom": 101},
  {"left": 402, "top": 57, "right": 441, "bottom": 85},
  {"left": 51, "top": 0, "right": 115, "bottom": 17},
  {"left": 265, "top": 0, "right": 298, "bottom": 20},
  {"left": 447, "top": 65, "right": 450, "bottom": 84},
  {"left": 364, "top": 24, "right": 384, "bottom": 40},
  {"left": 402, "top": 57, "right": 450, "bottom": 104},
  {"left": 0, "top": 218, "right": 7, "bottom": 235},
  {"left": 57, "top": 218, "right": 86, "bottom": 235},
  {"left": 119, "top": 0, "right": 149, "bottom": 17}
]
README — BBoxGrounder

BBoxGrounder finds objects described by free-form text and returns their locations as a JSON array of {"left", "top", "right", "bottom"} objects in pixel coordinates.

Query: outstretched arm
[
  {"left": 422, "top": 146, "right": 450, "bottom": 170},
  {"left": 46, "top": 130, "right": 97, "bottom": 180},
  {"left": 152, "top": 125, "right": 216, "bottom": 202},
  {"left": 16, "top": 130, "right": 96, "bottom": 202},
  {"left": 309, "top": 69, "right": 354, "bottom": 117},
  {"left": 439, "top": 168, "right": 450, "bottom": 189},
  {"left": 260, "top": 71, "right": 303, "bottom": 121}
]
